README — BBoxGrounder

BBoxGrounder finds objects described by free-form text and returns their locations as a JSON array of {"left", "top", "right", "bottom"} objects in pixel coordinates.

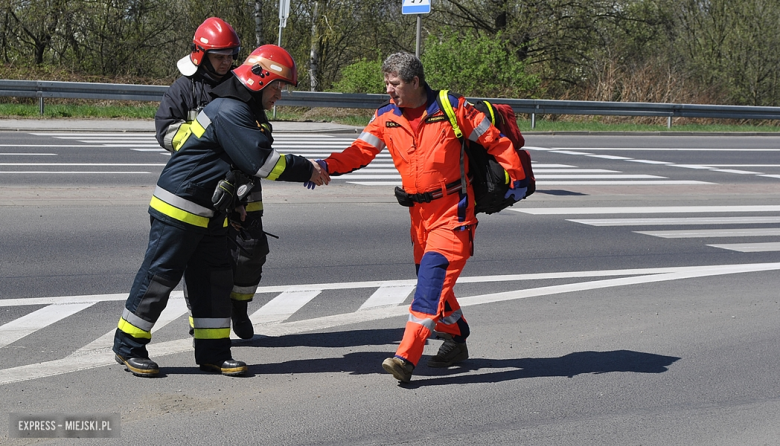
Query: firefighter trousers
[
  {"left": 113, "top": 216, "right": 234, "bottom": 365},
  {"left": 395, "top": 224, "right": 473, "bottom": 366}
]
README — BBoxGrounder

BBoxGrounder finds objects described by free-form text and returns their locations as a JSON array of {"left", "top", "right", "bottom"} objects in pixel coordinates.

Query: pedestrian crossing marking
[
  {"left": 569, "top": 216, "right": 780, "bottom": 226},
  {"left": 249, "top": 289, "right": 322, "bottom": 324},
  {"left": 0, "top": 302, "right": 96, "bottom": 348},
  {"left": 707, "top": 242, "right": 780, "bottom": 252},
  {"left": 358, "top": 284, "right": 416, "bottom": 311},
  {"left": 1, "top": 262, "right": 779, "bottom": 385},
  {"left": 635, "top": 228, "right": 780, "bottom": 238}
]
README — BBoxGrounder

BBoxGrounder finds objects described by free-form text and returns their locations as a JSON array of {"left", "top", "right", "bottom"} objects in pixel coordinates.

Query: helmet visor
[{"left": 209, "top": 47, "right": 241, "bottom": 58}]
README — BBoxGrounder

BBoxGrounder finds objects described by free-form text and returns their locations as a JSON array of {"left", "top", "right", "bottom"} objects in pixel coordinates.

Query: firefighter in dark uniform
[
  {"left": 154, "top": 17, "right": 267, "bottom": 340},
  {"left": 114, "top": 45, "right": 329, "bottom": 377}
]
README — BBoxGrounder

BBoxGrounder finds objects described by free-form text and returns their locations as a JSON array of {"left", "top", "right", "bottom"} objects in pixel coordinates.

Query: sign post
[
  {"left": 278, "top": 0, "right": 291, "bottom": 46},
  {"left": 401, "top": 0, "right": 431, "bottom": 59}
]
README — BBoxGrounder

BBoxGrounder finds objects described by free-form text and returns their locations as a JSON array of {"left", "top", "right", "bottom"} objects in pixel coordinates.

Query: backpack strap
[{"left": 436, "top": 89, "right": 468, "bottom": 193}]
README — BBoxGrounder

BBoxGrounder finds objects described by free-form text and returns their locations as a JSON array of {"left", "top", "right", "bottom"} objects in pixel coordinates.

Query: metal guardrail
[{"left": 2, "top": 79, "right": 780, "bottom": 128}]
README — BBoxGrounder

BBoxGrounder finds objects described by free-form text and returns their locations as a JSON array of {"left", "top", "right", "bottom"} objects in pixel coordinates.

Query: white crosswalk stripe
[
  {"left": 514, "top": 206, "right": 780, "bottom": 252},
  {"left": 20, "top": 133, "right": 724, "bottom": 187},
  {"left": 2, "top": 262, "right": 780, "bottom": 385}
]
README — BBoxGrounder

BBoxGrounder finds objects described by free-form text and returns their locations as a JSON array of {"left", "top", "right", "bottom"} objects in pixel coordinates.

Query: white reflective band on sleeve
[
  {"left": 408, "top": 313, "right": 436, "bottom": 331},
  {"left": 245, "top": 191, "right": 263, "bottom": 203},
  {"left": 195, "top": 110, "right": 212, "bottom": 129},
  {"left": 232, "top": 284, "right": 258, "bottom": 295},
  {"left": 468, "top": 117, "right": 491, "bottom": 142},
  {"left": 153, "top": 186, "right": 215, "bottom": 217},
  {"left": 122, "top": 308, "right": 154, "bottom": 332},
  {"left": 192, "top": 317, "right": 231, "bottom": 329},
  {"left": 358, "top": 132, "right": 386, "bottom": 151},
  {"left": 439, "top": 308, "right": 463, "bottom": 326},
  {"left": 257, "top": 150, "right": 281, "bottom": 177}
]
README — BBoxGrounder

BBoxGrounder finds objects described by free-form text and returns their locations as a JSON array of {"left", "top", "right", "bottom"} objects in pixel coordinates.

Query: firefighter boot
[
  {"left": 231, "top": 300, "right": 254, "bottom": 340},
  {"left": 382, "top": 357, "right": 414, "bottom": 383},
  {"left": 199, "top": 359, "right": 248, "bottom": 376},
  {"left": 427, "top": 333, "right": 469, "bottom": 368},
  {"left": 115, "top": 354, "right": 159, "bottom": 377}
]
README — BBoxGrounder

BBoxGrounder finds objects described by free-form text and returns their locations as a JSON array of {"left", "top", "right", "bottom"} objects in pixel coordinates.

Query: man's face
[
  {"left": 384, "top": 72, "right": 422, "bottom": 108},
  {"left": 207, "top": 52, "right": 234, "bottom": 77},
  {"left": 261, "top": 80, "right": 287, "bottom": 110}
]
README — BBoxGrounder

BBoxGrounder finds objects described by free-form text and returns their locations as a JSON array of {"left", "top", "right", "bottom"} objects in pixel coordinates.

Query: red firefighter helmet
[
  {"left": 177, "top": 17, "right": 241, "bottom": 76},
  {"left": 233, "top": 45, "right": 298, "bottom": 92}
]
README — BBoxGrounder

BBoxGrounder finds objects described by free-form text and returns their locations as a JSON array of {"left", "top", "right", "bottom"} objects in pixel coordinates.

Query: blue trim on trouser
[
  {"left": 113, "top": 216, "right": 233, "bottom": 364},
  {"left": 412, "top": 252, "right": 449, "bottom": 315}
]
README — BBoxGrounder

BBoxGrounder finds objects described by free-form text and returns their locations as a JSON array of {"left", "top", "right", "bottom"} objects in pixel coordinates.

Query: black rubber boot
[
  {"left": 199, "top": 359, "right": 248, "bottom": 376},
  {"left": 115, "top": 354, "right": 159, "bottom": 377},
  {"left": 231, "top": 300, "right": 254, "bottom": 339}
]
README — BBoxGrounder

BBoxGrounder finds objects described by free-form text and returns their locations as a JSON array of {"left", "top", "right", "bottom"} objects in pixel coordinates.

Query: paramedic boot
[
  {"left": 382, "top": 357, "right": 414, "bottom": 383},
  {"left": 199, "top": 359, "right": 248, "bottom": 376},
  {"left": 231, "top": 300, "right": 254, "bottom": 340},
  {"left": 115, "top": 354, "right": 159, "bottom": 377},
  {"left": 427, "top": 333, "right": 469, "bottom": 368}
]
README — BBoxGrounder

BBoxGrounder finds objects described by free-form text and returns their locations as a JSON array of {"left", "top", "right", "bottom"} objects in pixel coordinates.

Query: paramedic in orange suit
[{"left": 318, "top": 52, "right": 528, "bottom": 383}]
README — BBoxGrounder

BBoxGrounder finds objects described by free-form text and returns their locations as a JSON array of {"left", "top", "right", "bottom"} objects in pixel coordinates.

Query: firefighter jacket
[
  {"left": 149, "top": 74, "right": 313, "bottom": 231},
  {"left": 324, "top": 85, "right": 526, "bottom": 230},
  {"left": 155, "top": 70, "right": 227, "bottom": 152}
]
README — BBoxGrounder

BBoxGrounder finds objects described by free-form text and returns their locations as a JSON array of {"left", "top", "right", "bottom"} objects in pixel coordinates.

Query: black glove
[{"left": 212, "top": 170, "right": 238, "bottom": 212}]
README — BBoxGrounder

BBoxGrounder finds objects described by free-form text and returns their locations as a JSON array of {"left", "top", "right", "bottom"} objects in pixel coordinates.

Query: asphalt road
[{"left": 1, "top": 129, "right": 779, "bottom": 445}]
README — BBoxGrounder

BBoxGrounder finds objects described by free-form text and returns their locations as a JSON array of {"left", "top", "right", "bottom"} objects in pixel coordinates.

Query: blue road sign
[{"left": 402, "top": 0, "right": 431, "bottom": 15}]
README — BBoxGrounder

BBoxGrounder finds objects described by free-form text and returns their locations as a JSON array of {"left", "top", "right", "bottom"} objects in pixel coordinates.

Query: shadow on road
[{"left": 234, "top": 329, "right": 680, "bottom": 385}]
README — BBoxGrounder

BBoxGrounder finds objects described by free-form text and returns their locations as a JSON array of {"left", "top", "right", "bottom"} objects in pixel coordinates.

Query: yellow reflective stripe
[
  {"left": 117, "top": 318, "right": 151, "bottom": 339},
  {"left": 505, "top": 170, "right": 510, "bottom": 184},
  {"left": 266, "top": 155, "right": 287, "bottom": 181},
  {"left": 193, "top": 328, "right": 231, "bottom": 339},
  {"left": 230, "top": 291, "right": 255, "bottom": 301},
  {"left": 438, "top": 90, "right": 462, "bottom": 138},
  {"left": 150, "top": 196, "right": 209, "bottom": 228},
  {"left": 245, "top": 201, "right": 263, "bottom": 212},
  {"left": 171, "top": 122, "right": 193, "bottom": 151},
  {"left": 191, "top": 118, "right": 207, "bottom": 138},
  {"left": 189, "top": 316, "right": 194, "bottom": 329},
  {"left": 483, "top": 100, "right": 497, "bottom": 126}
]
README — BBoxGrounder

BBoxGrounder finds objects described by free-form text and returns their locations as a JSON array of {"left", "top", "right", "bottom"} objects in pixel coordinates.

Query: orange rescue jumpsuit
[{"left": 323, "top": 87, "right": 526, "bottom": 366}]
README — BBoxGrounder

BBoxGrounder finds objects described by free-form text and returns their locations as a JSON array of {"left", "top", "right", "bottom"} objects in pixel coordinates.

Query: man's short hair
[{"left": 382, "top": 52, "right": 425, "bottom": 86}]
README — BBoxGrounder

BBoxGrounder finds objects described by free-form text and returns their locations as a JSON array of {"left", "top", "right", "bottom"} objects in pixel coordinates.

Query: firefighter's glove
[
  {"left": 504, "top": 180, "right": 527, "bottom": 202},
  {"left": 212, "top": 171, "right": 238, "bottom": 212},
  {"left": 232, "top": 170, "right": 255, "bottom": 202},
  {"left": 303, "top": 159, "right": 329, "bottom": 189}
]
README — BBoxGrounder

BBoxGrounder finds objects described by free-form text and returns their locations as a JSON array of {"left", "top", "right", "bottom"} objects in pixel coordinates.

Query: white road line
[
  {"left": 552, "top": 147, "right": 780, "bottom": 152},
  {"left": 533, "top": 169, "right": 619, "bottom": 173},
  {"left": 636, "top": 228, "right": 780, "bottom": 238},
  {"left": 0, "top": 163, "right": 165, "bottom": 166},
  {"left": 348, "top": 181, "right": 400, "bottom": 186},
  {"left": 337, "top": 174, "right": 403, "bottom": 180},
  {"left": 709, "top": 169, "right": 761, "bottom": 175},
  {"left": 541, "top": 180, "right": 711, "bottom": 185},
  {"left": 249, "top": 289, "right": 322, "bottom": 324},
  {"left": 626, "top": 160, "right": 672, "bottom": 165},
  {"left": 72, "top": 297, "right": 190, "bottom": 356},
  {"left": 585, "top": 155, "right": 632, "bottom": 160},
  {"left": 0, "top": 171, "right": 151, "bottom": 174},
  {"left": 358, "top": 284, "right": 415, "bottom": 311},
  {"left": 1, "top": 262, "right": 778, "bottom": 385},
  {"left": 707, "top": 242, "right": 780, "bottom": 253},
  {"left": 512, "top": 206, "right": 780, "bottom": 215},
  {"left": 0, "top": 303, "right": 96, "bottom": 348},
  {"left": 0, "top": 153, "right": 56, "bottom": 156},
  {"left": 535, "top": 174, "right": 666, "bottom": 179},
  {"left": 570, "top": 216, "right": 780, "bottom": 226}
]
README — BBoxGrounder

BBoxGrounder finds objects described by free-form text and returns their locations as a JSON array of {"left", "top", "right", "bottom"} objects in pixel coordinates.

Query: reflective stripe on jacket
[
  {"left": 324, "top": 86, "right": 526, "bottom": 229},
  {"left": 150, "top": 94, "right": 312, "bottom": 229}
]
